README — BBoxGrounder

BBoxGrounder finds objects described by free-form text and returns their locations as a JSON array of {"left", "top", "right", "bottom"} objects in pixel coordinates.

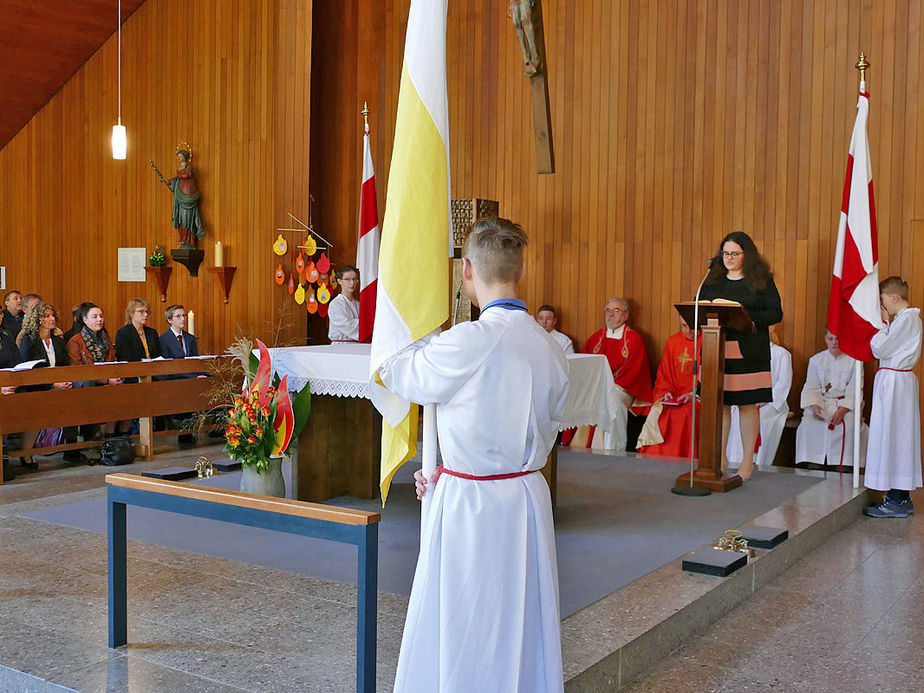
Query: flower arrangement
[
  {"left": 149, "top": 245, "right": 168, "bottom": 266},
  {"left": 223, "top": 339, "right": 311, "bottom": 472}
]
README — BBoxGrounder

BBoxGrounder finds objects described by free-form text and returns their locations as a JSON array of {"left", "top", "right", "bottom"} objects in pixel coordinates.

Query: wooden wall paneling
[{"left": 0, "top": 0, "right": 312, "bottom": 356}]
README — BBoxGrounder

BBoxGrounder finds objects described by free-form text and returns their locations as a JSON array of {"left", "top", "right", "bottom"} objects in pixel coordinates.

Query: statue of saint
[{"left": 150, "top": 145, "right": 205, "bottom": 248}]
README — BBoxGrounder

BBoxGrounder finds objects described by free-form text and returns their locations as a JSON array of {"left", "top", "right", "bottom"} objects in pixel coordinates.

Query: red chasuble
[
  {"left": 582, "top": 326, "right": 653, "bottom": 409},
  {"left": 637, "top": 330, "right": 701, "bottom": 458}
]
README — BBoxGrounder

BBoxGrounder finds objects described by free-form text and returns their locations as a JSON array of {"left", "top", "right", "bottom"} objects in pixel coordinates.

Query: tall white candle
[
  {"left": 188, "top": 310, "right": 195, "bottom": 335},
  {"left": 214, "top": 241, "right": 224, "bottom": 266}
]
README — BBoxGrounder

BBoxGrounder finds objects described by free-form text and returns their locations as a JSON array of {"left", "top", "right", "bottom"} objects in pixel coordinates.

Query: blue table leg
[
  {"left": 356, "top": 524, "right": 378, "bottom": 693},
  {"left": 108, "top": 495, "right": 127, "bottom": 648}
]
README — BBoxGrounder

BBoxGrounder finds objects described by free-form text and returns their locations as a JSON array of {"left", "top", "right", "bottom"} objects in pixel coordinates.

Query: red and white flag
[
  {"left": 356, "top": 120, "right": 380, "bottom": 343},
  {"left": 828, "top": 81, "right": 884, "bottom": 361}
]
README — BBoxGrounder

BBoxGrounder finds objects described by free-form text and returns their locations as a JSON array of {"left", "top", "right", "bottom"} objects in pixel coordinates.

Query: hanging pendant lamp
[{"left": 111, "top": 0, "right": 127, "bottom": 159}]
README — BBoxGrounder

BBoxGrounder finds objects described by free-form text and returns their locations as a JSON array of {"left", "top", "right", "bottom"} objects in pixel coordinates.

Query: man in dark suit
[{"left": 159, "top": 304, "right": 200, "bottom": 445}]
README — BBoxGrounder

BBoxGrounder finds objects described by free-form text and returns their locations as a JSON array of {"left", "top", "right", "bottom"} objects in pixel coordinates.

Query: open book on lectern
[{"left": 673, "top": 301, "right": 755, "bottom": 334}]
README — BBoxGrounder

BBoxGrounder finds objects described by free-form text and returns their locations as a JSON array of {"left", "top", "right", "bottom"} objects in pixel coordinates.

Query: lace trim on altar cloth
[
  {"left": 558, "top": 410, "right": 615, "bottom": 433},
  {"left": 285, "top": 377, "right": 370, "bottom": 399}
]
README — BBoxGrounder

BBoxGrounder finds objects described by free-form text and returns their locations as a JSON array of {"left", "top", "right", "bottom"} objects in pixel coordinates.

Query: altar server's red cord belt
[{"left": 435, "top": 467, "right": 536, "bottom": 481}]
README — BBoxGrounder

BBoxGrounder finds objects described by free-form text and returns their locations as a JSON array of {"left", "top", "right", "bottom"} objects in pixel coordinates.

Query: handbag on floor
[{"left": 100, "top": 436, "right": 135, "bottom": 466}]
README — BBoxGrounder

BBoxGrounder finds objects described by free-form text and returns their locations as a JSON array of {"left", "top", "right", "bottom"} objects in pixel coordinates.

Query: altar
[{"left": 269, "top": 344, "right": 621, "bottom": 503}]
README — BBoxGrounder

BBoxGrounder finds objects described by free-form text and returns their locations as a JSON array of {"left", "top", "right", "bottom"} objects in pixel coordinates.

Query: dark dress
[
  {"left": 699, "top": 275, "right": 783, "bottom": 406},
  {"left": 114, "top": 324, "right": 162, "bottom": 362}
]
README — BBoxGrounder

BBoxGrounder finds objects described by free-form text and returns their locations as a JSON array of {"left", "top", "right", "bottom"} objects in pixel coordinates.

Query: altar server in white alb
[
  {"left": 380, "top": 217, "right": 569, "bottom": 692},
  {"left": 795, "top": 329, "right": 866, "bottom": 469},
  {"left": 327, "top": 265, "right": 360, "bottom": 342},
  {"left": 726, "top": 326, "right": 792, "bottom": 469},
  {"left": 864, "top": 276, "right": 922, "bottom": 518},
  {"left": 536, "top": 304, "right": 575, "bottom": 354}
]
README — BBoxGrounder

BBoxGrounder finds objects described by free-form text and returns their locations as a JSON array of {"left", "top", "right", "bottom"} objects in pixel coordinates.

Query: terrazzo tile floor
[
  {"left": 1, "top": 443, "right": 917, "bottom": 692},
  {"left": 624, "top": 487, "right": 924, "bottom": 692}
]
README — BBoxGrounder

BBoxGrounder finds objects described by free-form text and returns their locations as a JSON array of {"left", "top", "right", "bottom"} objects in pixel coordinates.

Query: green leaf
[{"left": 285, "top": 383, "right": 312, "bottom": 455}]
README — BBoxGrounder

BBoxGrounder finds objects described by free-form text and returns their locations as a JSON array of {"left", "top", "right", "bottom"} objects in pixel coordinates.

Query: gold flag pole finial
[
  {"left": 361, "top": 101, "right": 370, "bottom": 131},
  {"left": 856, "top": 52, "right": 870, "bottom": 83}
]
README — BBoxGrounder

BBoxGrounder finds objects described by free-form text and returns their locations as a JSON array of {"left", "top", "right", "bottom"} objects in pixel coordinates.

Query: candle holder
[
  {"left": 144, "top": 265, "right": 173, "bottom": 302},
  {"left": 208, "top": 266, "right": 237, "bottom": 304},
  {"left": 171, "top": 248, "right": 205, "bottom": 276}
]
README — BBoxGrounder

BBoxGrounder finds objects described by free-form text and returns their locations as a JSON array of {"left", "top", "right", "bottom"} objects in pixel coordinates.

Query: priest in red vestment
[
  {"left": 577, "top": 297, "right": 653, "bottom": 452},
  {"left": 637, "top": 318, "right": 701, "bottom": 458}
]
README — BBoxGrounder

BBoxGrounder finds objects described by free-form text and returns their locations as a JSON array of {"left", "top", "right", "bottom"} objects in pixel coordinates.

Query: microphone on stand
[
  {"left": 672, "top": 256, "right": 719, "bottom": 497},
  {"left": 452, "top": 283, "right": 463, "bottom": 326}
]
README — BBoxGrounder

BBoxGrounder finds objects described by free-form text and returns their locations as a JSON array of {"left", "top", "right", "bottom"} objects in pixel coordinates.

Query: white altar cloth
[{"left": 267, "top": 344, "right": 619, "bottom": 434}]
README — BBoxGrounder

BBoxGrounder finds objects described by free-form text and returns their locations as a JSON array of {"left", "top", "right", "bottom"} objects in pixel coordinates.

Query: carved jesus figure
[{"left": 510, "top": 0, "right": 541, "bottom": 76}]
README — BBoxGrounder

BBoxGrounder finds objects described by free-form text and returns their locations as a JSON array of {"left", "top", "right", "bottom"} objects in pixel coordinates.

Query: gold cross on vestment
[{"left": 676, "top": 348, "right": 693, "bottom": 371}]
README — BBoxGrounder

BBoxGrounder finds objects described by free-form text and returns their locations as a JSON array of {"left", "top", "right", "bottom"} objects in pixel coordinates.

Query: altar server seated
[
  {"left": 726, "top": 326, "right": 793, "bottom": 468},
  {"left": 379, "top": 216, "right": 569, "bottom": 692},
  {"left": 535, "top": 304, "right": 575, "bottom": 354},
  {"left": 637, "top": 318, "right": 700, "bottom": 457},
  {"left": 578, "top": 297, "right": 652, "bottom": 453},
  {"left": 794, "top": 330, "right": 867, "bottom": 469}
]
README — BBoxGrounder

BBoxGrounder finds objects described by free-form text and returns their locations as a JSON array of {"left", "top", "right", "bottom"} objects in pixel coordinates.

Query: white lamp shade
[{"left": 111, "top": 124, "right": 127, "bottom": 160}]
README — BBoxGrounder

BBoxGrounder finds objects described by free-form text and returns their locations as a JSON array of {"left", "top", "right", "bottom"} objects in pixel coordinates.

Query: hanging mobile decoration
[
  {"left": 275, "top": 264, "right": 285, "bottom": 285},
  {"left": 273, "top": 234, "right": 288, "bottom": 255},
  {"left": 294, "top": 281, "right": 306, "bottom": 305},
  {"left": 287, "top": 274, "right": 295, "bottom": 294},
  {"left": 295, "top": 251, "right": 306, "bottom": 276},
  {"left": 317, "top": 281, "right": 331, "bottom": 304},
  {"left": 318, "top": 301, "right": 329, "bottom": 319},
  {"left": 316, "top": 252, "right": 331, "bottom": 274}
]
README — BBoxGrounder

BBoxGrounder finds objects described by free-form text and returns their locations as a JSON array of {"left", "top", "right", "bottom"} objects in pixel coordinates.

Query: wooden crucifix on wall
[{"left": 509, "top": 0, "right": 554, "bottom": 173}]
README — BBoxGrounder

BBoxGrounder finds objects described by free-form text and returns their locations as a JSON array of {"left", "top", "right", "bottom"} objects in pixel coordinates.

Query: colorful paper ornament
[
  {"left": 295, "top": 251, "right": 306, "bottom": 275},
  {"left": 303, "top": 235, "right": 318, "bottom": 256},
  {"left": 275, "top": 264, "right": 285, "bottom": 285},
  {"left": 294, "top": 281, "right": 306, "bottom": 305},
  {"left": 306, "top": 260, "right": 319, "bottom": 284},
  {"left": 316, "top": 252, "right": 331, "bottom": 274},
  {"left": 273, "top": 234, "right": 288, "bottom": 255},
  {"left": 318, "top": 301, "right": 329, "bottom": 318},
  {"left": 306, "top": 286, "right": 318, "bottom": 314},
  {"left": 287, "top": 274, "right": 295, "bottom": 294},
  {"left": 317, "top": 282, "right": 331, "bottom": 304}
]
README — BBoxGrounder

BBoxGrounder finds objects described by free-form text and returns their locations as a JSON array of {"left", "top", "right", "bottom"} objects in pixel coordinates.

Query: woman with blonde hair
[{"left": 114, "top": 298, "right": 161, "bottom": 362}]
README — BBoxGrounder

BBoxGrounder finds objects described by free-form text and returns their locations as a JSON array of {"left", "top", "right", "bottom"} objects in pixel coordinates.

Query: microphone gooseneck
[
  {"left": 451, "top": 283, "right": 463, "bottom": 326},
  {"left": 687, "top": 259, "right": 715, "bottom": 487}
]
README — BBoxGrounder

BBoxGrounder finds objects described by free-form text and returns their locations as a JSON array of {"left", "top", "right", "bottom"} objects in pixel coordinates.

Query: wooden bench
[
  {"left": 0, "top": 357, "right": 233, "bottom": 483},
  {"left": 106, "top": 473, "right": 380, "bottom": 693}
]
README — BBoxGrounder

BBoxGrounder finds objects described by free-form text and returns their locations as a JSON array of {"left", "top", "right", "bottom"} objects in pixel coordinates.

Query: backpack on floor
[{"left": 100, "top": 436, "right": 135, "bottom": 466}]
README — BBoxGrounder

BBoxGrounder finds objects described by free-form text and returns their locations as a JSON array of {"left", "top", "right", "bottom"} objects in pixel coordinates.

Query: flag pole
[
  {"left": 421, "top": 404, "right": 438, "bottom": 531},
  {"left": 851, "top": 53, "right": 869, "bottom": 491},
  {"left": 853, "top": 361, "right": 862, "bottom": 489}
]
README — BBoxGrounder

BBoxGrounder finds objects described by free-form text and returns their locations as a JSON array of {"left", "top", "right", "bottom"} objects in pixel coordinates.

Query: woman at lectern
[{"left": 699, "top": 231, "right": 783, "bottom": 481}]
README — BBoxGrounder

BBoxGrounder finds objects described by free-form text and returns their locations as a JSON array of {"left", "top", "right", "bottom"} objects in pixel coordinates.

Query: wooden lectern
[{"left": 673, "top": 301, "right": 754, "bottom": 492}]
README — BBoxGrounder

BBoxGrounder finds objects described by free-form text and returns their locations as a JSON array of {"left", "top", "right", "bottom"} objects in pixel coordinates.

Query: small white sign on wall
[
  {"left": 117, "top": 248, "right": 147, "bottom": 282},
  {"left": 0, "top": 266, "right": 5, "bottom": 290}
]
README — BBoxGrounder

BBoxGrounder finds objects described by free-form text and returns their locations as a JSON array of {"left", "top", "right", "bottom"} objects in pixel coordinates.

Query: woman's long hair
[
  {"left": 16, "top": 303, "right": 56, "bottom": 346},
  {"left": 705, "top": 231, "right": 772, "bottom": 290}
]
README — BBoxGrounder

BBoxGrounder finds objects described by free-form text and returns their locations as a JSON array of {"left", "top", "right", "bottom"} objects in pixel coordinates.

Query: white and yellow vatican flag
[{"left": 369, "top": 0, "right": 451, "bottom": 505}]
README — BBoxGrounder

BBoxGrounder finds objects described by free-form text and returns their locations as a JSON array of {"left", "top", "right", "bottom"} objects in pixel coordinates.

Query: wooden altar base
[
  {"left": 295, "top": 394, "right": 381, "bottom": 502},
  {"left": 675, "top": 469, "right": 743, "bottom": 493}
]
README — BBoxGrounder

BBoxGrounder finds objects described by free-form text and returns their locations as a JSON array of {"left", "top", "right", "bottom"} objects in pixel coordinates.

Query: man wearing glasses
[{"left": 579, "top": 297, "right": 653, "bottom": 453}]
